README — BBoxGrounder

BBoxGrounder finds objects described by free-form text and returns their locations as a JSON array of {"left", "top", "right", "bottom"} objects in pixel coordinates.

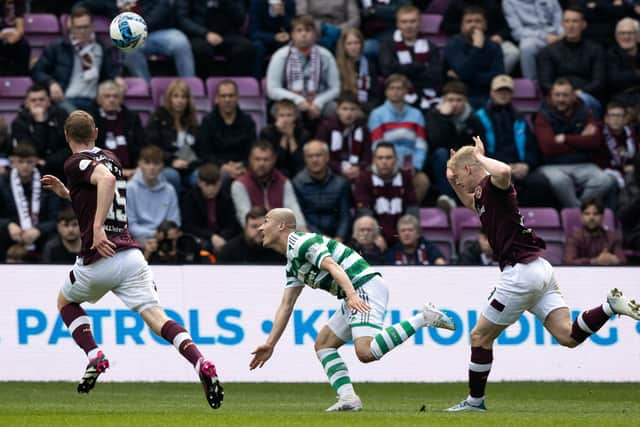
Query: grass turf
[{"left": 0, "top": 382, "right": 638, "bottom": 427}]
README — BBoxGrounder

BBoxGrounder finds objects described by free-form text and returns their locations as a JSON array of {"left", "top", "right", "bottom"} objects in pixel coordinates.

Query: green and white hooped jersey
[{"left": 285, "top": 232, "right": 380, "bottom": 298}]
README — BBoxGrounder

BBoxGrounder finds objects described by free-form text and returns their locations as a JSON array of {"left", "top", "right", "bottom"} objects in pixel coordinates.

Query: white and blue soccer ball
[{"left": 109, "top": 12, "right": 147, "bottom": 51}]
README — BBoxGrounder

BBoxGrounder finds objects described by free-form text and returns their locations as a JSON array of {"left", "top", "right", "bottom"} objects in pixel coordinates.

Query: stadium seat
[
  {"left": 0, "top": 77, "right": 32, "bottom": 116},
  {"left": 512, "top": 78, "right": 542, "bottom": 114},
  {"left": 561, "top": 208, "right": 617, "bottom": 239},
  {"left": 206, "top": 77, "right": 266, "bottom": 128},
  {"left": 150, "top": 77, "right": 209, "bottom": 116},
  {"left": 424, "top": 0, "right": 449, "bottom": 14},
  {"left": 450, "top": 207, "right": 481, "bottom": 249},
  {"left": 122, "top": 77, "right": 153, "bottom": 122},
  {"left": 418, "top": 14, "right": 447, "bottom": 48},
  {"left": 419, "top": 207, "right": 456, "bottom": 261},
  {"left": 24, "top": 14, "right": 60, "bottom": 61},
  {"left": 520, "top": 207, "right": 565, "bottom": 265}
]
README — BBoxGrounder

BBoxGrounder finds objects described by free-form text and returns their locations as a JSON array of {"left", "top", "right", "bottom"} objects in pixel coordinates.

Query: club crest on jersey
[{"left": 474, "top": 186, "right": 482, "bottom": 199}]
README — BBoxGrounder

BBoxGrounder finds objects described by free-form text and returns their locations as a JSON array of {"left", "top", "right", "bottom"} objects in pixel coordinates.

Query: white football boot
[
  {"left": 607, "top": 288, "right": 640, "bottom": 320},
  {"left": 446, "top": 399, "right": 488, "bottom": 412},
  {"left": 325, "top": 394, "right": 363, "bottom": 412},
  {"left": 422, "top": 302, "right": 456, "bottom": 330}
]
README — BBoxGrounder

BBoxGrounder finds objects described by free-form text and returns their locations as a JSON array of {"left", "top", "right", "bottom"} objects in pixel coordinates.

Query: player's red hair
[{"left": 64, "top": 110, "right": 95, "bottom": 145}]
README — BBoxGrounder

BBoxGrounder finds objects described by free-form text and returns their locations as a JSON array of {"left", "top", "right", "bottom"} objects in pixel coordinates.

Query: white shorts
[
  {"left": 327, "top": 275, "right": 389, "bottom": 342},
  {"left": 483, "top": 257, "right": 568, "bottom": 325},
  {"left": 61, "top": 249, "right": 160, "bottom": 313}
]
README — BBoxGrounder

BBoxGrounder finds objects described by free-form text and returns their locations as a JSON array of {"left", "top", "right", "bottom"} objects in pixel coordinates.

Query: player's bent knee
[
  {"left": 355, "top": 347, "right": 375, "bottom": 363},
  {"left": 555, "top": 334, "right": 578, "bottom": 348}
]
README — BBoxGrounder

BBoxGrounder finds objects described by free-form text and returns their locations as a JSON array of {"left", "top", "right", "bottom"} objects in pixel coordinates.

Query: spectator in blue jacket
[
  {"left": 444, "top": 5, "right": 504, "bottom": 109},
  {"left": 292, "top": 140, "right": 352, "bottom": 242},
  {"left": 31, "top": 7, "right": 122, "bottom": 113},
  {"left": 248, "top": 0, "right": 296, "bottom": 78},
  {"left": 475, "top": 74, "right": 556, "bottom": 208}
]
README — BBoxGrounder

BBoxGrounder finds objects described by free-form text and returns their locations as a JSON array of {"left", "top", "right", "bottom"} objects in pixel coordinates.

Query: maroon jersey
[
  {"left": 64, "top": 148, "right": 139, "bottom": 264},
  {"left": 474, "top": 175, "right": 545, "bottom": 270}
]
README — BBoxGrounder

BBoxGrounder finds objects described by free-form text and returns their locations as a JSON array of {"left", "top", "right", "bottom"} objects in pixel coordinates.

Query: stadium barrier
[{"left": 1, "top": 265, "right": 638, "bottom": 382}]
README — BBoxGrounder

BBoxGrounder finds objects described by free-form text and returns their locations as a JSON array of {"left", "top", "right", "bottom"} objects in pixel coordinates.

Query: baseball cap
[{"left": 491, "top": 74, "right": 514, "bottom": 91}]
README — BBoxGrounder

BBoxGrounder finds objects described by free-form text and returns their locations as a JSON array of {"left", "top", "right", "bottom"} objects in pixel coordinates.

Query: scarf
[
  {"left": 603, "top": 125, "right": 636, "bottom": 188},
  {"left": 393, "top": 30, "right": 438, "bottom": 109},
  {"left": 330, "top": 124, "right": 364, "bottom": 170},
  {"left": 70, "top": 32, "right": 99, "bottom": 81},
  {"left": 356, "top": 57, "right": 371, "bottom": 103},
  {"left": 10, "top": 167, "right": 41, "bottom": 249},
  {"left": 285, "top": 45, "right": 322, "bottom": 98}
]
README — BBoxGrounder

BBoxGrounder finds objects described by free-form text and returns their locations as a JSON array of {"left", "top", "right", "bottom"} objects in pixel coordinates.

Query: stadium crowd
[{"left": 1, "top": 0, "right": 639, "bottom": 266}]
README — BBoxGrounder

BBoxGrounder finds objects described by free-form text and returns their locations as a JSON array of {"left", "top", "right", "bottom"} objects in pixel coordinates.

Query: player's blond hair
[
  {"left": 64, "top": 110, "right": 95, "bottom": 145},
  {"left": 447, "top": 146, "right": 478, "bottom": 171}
]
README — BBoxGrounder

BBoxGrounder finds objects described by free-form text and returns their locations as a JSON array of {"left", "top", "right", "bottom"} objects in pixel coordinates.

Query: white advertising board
[{"left": 0, "top": 265, "right": 638, "bottom": 382}]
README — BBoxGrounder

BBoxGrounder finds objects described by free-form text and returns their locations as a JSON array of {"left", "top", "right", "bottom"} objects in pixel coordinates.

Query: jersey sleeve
[
  {"left": 64, "top": 154, "right": 98, "bottom": 187},
  {"left": 296, "top": 234, "right": 331, "bottom": 269}
]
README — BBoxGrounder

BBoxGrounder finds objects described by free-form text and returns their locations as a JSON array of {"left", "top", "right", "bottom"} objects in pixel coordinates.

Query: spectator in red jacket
[{"left": 563, "top": 198, "right": 626, "bottom": 265}]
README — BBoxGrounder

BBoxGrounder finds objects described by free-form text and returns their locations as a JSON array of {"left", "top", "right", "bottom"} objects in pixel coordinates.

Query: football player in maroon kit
[
  {"left": 41, "top": 111, "right": 223, "bottom": 409},
  {"left": 444, "top": 136, "right": 640, "bottom": 412}
]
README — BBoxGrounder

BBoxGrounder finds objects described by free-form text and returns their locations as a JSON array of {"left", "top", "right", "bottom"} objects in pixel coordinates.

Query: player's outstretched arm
[
  {"left": 90, "top": 164, "right": 117, "bottom": 257},
  {"left": 250, "top": 286, "right": 304, "bottom": 370},
  {"left": 320, "top": 257, "right": 370, "bottom": 313},
  {"left": 472, "top": 136, "right": 511, "bottom": 190},
  {"left": 40, "top": 175, "right": 71, "bottom": 201}
]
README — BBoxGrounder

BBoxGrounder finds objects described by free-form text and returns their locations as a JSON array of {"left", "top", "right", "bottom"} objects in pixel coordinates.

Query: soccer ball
[{"left": 109, "top": 12, "right": 147, "bottom": 51}]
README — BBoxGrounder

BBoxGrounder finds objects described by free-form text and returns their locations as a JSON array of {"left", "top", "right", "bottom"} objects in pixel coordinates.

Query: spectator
[
  {"left": 347, "top": 214, "right": 386, "bottom": 265},
  {"left": 0, "top": 143, "right": 59, "bottom": 260},
  {"left": 537, "top": 6, "right": 606, "bottom": 119},
  {"left": 563, "top": 198, "right": 626, "bottom": 265},
  {"left": 5, "top": 243, "right": 27, "bottom": 263},
  {"left": 573, "top": 0, "right": 636, "bottom": 49},
  {"left": 126, "top": 145, "right": 180, "bottom": 242},
  {"left": 42, "top": 208, "right": 81, "bottom": 264},
  {"left": 142, "top": 220, "right": 207, "bottom": 264},
  {"left": 368, "top": 74, "right": 429, "bottom": 204},
  {"left": 360, "top": 0, "right": 410, "bottom": 60},
  {"left": 354, "top": 142, "right": 419, "bottom": 246},
  {"left": 146, "top": 79, "right": 200, "bottom": 193},
  {"left": 196, "top": 79, "right": 256, "bottom": 180},
  {"left": 457, "top": 231, "right": 496, "bottom": 265},
  {"left": 31, "top": 7, "right": 122, "bottom": 113},
  {"left": 11, "top": 84, "right": 70, "bottom": 180},
  {"left": 89, "top": 80, "right": 144, "bottom": 180},
  {"left": 0, "top": 0, "right": 30, "bottom": 76},
  {"left": 425, "top": 80, "right": 485, "bottom": 209},
  {"left": 335, "top": 27, "right": 381, "bottom": 112},
  {"left": 217, "top": 206, "right": 286, "bottom": 264},
  {"left": 231, "top": 140, "right": 307, "bottom": 229},
  {"left": 385, "top": 214, "right": 445, "bottom": 265},
  {"left": 293, "top": 140, "right": 351, "bottom": 241},
  {"left": 315, "top": 92, "right": 371, "bottom": 181},
  {"left": 81, "top": 0, "right": 196, "bottom": 81},
  {"left": 259, "top": 99, "right": 310, "bottom": 178},
  {"left": 248, "top": 0, "right": 296, "bottom": 78},
  {"left": 177, "top": 0, "right": 256, "bottom": 78},
  {"left": 0, "top": 117, "right": 9, "bottom": 176},
  {"left": 503, "top": 0, "right": 563, "bottom": 81},
  {"left": 617, "top": 156, "right": 640, "bottom": 250},
  {"left": 266, "top": 14, "right": 340, "bottom": 123},
  {"left": 534, "top": 78, "right": 616, "bottom": 208},
  {"left": 594, "top": 101, "right": 639, "bottom": 190},
  {"left": 444, "top": 6, "right": 505, "bottom": 109},
  {"left": 441, "top": 1, "right": 518, "bottom": 73},
  {"left": 295, "top": 0, "right": 360, "bottom": 51},
  {"left": 607, "top": 18, "right": 640, "bottom": 105},
  {"left": 476, "top": 74, "right": 555, "bottom": 207},
  {"left": 180, "top": 163, "right": 241, "bottom": 255},
  {"left": 379, "top": 4, "right": 442, "bottom": 111}
]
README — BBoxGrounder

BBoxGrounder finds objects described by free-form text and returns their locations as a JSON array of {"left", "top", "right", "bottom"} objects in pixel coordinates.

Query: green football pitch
[{"left": 1, "top": 382, "right": 638, "bottom": 426}]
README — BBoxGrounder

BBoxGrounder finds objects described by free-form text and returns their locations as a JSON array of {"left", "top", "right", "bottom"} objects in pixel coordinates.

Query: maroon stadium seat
[
  {"left": 0, "top": 77, "right": 32, "bottom": 114},
  {"left": 419, "top": 207, "right": 455, "bottom": 262},
  {"left": 513, "top": 78, "right": 542, "bottom": 114},
  {"left": 418, "top": 14, "right": 447, "bottom": 48},
  {"left": 520, "top": 208, "right": 565, "bottom": 264},
  {"left": 122, "top": 77, "right": 153, "bottom": 120},
  {"left": 450, "top": 207, "right": 481, "bottom": 250},
  {"left": 24, "top": 14, "right": 60, "bottom": 61}
]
